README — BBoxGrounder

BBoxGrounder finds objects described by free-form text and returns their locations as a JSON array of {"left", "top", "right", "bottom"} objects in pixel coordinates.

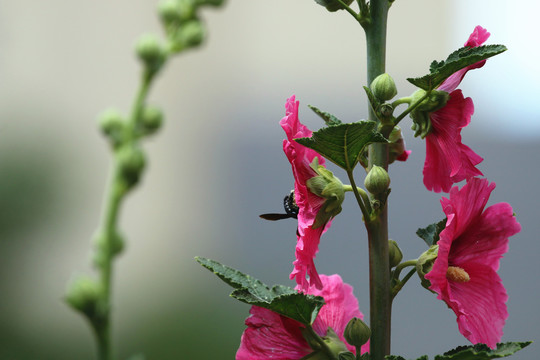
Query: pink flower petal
[
  {"left": 280, "top": 95, "right": 332, "bottom": 291},
  {"left": 423, "top": 91, "right": 482, "bottom": 193},
  {"left": 426, "top": 178, "right": 520, "bottom": 348}
]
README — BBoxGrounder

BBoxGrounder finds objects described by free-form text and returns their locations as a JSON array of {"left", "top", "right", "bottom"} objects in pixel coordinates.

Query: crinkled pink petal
[
  {"left": 439, "top": 26, "right": 490, "bottom": 93},
  {"left": 423, "top": 90, "right": 482, "bottom": 192},
  {"left": 426, "top": 178, "right": 521, "bottom": 348},
  {"left": 236, "top": 307, "right": 311, "bottom": 360},
  {"left": 290, "top": 225, "right": 326, "bottom": 291},
  {"left": 236, "top": 275, "right": 369, "bottom": 359},
  {"left": 280, "top": 95, "right": 332, "bottom": 291}
]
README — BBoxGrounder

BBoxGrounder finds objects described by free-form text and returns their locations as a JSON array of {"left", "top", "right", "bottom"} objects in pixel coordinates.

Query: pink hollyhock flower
[
  {"left": 236, "top": 274, "right": 369, "bottom": 360},
  {"left": 425, "top": 178, "right": 521, "bottom": 348},
  {"left": 280, "top": 95, "right": 333, "bottom": 291},
  {"left": 423, "top": 26, "right": 490, "bottom": 193}
]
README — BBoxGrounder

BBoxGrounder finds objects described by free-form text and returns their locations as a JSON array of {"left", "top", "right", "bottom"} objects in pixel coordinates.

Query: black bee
[{"left": 259, "top": 190, "right": 299, "bottom": 221}]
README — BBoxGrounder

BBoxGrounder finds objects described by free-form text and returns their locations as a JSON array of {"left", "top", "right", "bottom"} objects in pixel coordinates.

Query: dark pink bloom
[
  {"left": 423, "top": 26, "right": 490, "bottom": 193},
  {"left": 281, "top": 95, "right": 331, "bottom": 291},
  {"left": 236, "top": 274, "right": 369, "bottom": 360},
  {"left": 425, "top": 178, "right": 521, "bottom": 348}
]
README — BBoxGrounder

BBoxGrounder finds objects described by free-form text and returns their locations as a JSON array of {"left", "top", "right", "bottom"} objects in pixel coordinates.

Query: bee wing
[{"left": 259, "top": 213, "right": 293, "bottom": 221}]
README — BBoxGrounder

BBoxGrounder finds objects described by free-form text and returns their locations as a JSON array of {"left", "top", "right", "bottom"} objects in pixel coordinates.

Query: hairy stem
[{"left": 364, "top": 0, "right": 392, "bottom": 358}]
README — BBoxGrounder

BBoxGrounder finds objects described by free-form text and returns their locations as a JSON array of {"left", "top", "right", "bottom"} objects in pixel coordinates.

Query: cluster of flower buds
[{"left": 158, "top": 0, "right": 224, "bottom": 55}]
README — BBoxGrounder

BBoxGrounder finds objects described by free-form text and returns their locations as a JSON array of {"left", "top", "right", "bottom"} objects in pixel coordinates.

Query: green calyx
[
  {"left": 416, "top": 244, "right": 439, "bottom": 291},
  {"left": 409, "top": 89, "right": 449, "bottom": 138},
  {"left": 306, "top": 158, "right": 345, "bottom": 229},
  {"left": 302, "top": 327, "right": 350, "bottom": 360}
]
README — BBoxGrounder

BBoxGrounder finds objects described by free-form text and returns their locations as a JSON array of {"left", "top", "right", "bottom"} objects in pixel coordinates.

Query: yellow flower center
[{"left": 446, "top": 266, "right": 470, "bottom": 283}]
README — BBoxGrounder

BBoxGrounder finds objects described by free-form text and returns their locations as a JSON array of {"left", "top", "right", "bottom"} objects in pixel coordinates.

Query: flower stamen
[{"left": 446, "top": 266, "right": 470, "bottom": 283}]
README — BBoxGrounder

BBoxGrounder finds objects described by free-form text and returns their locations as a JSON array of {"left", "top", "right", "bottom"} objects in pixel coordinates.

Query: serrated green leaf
[
  {"left": 308, "top": 105, "right": 343, "bottom": 126},
  {"left": 407, "top": 44, "right": 507, "bottom": 91},
  {"left": 386, "top": 356, "right": 427, "bottom": 360},
  {"left": 416, "top": 218, "right": 446, "bottom": 246},
  {"left": 295, "top": 122, "right": 387, "bottom": 171},
  {"left": 196, "top": 257, "right": 325, "bottom": 325},
  {"left": 434, "top": 341, "right": 532, "bottom": 360}
]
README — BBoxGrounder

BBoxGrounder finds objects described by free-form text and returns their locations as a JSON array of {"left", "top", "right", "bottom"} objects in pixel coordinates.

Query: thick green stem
[{"left": 364, "top": 1, "right": 392, "bottom": 359}]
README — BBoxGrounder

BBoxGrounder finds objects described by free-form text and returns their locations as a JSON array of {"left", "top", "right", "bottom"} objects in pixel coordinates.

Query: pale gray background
[{"left": 0, "top": 0, "right": 537, "bottom": 359}]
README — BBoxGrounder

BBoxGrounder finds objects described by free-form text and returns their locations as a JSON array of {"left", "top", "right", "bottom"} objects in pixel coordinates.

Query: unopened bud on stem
[
  {"left": 364, "top": 165, "right": 390, "bottom": 195},
  {"left": 65, "top": 275, "right": 104, "bottom": 318},
  {"left": 135, "top": 34, "right": 166, "bottom": 72},
  {"left": 388, "top": 239, "right": 403, "bottom": 268},
  {"left": 370, "top": 73, "right": 398, "bottom": 101},
  {"left": 344, "top": 317, "right": 370, "bottom": 347}
]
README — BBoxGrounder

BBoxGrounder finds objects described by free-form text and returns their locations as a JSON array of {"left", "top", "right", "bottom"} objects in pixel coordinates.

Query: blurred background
[{"left": 0, "top": 0, "right": 538, "bottom": 359}]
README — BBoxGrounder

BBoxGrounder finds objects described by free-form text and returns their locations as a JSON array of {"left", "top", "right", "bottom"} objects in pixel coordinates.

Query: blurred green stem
[{"left": 91, "top": 68, "right": 159, "bottom": 360}]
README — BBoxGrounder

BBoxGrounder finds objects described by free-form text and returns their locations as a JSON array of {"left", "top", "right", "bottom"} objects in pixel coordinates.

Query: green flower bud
[
  {"left": 98, "top": 108, "right": 125, "bottom": 147},
  {"left": 117, "top": 146, "right": 146, "bottom": 188},
  {"left": 140, "top": 105, "right": 164, "bottom": 136},
  {"left": 364, "top": 165, "right": 390, "bottom": 195},
  {"left": 416, "top": 244, "right": 439, "bottom": 291},
  {"left": 410, "top": 89, "right": 449, "bottom": 139},
  {"left": 65, "top": 275, "right": 104, "bottom": 318},
  {"left": 370, "top": 73, "right": 398, "bottom": 101},
  {"left": 169, "top": 20, "right": 205, "bottom": 53},
  {"left": 158, "top": 0, "right": 196, "bottom": 26},
  {"left": 158, "top": 0, "right": 183, "bottom": 24},
  {"left": 344, "top": 317, "right": 371, "bottom": 348},
  {"left": 306, "top": 158, "right": 345, "bottom": 229},
  {"left": 93, "top": 231, "right": 125, "bottom": 265},
  {"left": 135, "top": 34, "right": 166, "bottom": 72},
  {"left": 388, "top": 239, "right": 403, "bottom": 268},
  {"left": 314, "top": 0, "right": 354, "bottom": 12}
]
